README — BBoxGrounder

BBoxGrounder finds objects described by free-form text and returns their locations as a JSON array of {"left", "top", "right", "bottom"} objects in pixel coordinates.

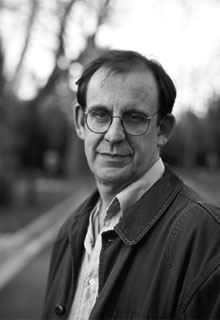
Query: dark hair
[{"left": 76, "top": 50, "right": 176, "bottom": 117}]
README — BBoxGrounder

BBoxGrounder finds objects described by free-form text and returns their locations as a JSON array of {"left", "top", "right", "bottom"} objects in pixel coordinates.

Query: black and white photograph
[{"left": 0, "top": 0, "right": 220, "bottom": 319}]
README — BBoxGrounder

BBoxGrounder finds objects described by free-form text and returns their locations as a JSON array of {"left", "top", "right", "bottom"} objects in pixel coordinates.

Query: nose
[{"left": 104, "top": 116, "right": 126, "bottom": 143}]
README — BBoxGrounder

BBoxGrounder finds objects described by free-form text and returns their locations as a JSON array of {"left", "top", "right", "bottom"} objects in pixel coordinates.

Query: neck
[{"left": 96, "top": 179, "right": 125, "bottom": 211}]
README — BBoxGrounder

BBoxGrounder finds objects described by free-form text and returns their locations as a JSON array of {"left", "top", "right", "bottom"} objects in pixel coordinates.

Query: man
[{"left": 42, "top": 50, "right": 220, "bottom": 319}]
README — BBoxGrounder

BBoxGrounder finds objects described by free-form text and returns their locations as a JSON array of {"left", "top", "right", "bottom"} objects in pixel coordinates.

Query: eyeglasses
[{"left": 84, "top": 109, "right": 159, "bottom": 136}]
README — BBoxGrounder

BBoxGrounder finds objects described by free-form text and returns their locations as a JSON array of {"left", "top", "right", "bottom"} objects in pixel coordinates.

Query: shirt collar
[{"left": 104, "top": 158, "right": 165, "bottom": 221}]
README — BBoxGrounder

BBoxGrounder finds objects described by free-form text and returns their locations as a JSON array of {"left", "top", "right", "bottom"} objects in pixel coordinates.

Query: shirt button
[
  {"left": 88, "top": 277, "right": 96, "bottom": 286},
  {"left": 55, "top": 304, "right": 65, "bottom": 317}
]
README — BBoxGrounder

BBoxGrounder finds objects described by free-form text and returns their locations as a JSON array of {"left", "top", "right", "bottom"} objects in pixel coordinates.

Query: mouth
[{"left": 99, "top": 152, "right": 131, "bottom": 159}]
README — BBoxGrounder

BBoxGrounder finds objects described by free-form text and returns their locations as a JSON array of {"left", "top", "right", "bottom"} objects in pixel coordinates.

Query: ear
[
  {"left": 73, "top": 104, "right": 86, "bottom": 140},
  {"left": 157, "top": 114, "right": 175, "bottom": 147}
]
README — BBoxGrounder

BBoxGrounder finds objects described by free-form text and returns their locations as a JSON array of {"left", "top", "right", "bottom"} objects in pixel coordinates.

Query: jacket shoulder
[
  {"left": 165, "top": 182, "right": 220, "bottom": 316},
  {"left": 165, "top": 182, "right": 220, "bottom": 279},
  {"left": 180, "top": 183, "right": 220, "bottom": 223}
]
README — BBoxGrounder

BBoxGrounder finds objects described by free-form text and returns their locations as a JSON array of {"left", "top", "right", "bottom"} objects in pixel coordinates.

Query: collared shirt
[{"left": 68, "top": 158, "right": 165, "bottom": 320}]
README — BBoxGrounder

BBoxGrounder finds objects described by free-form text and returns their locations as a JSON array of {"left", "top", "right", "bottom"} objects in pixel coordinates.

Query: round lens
[
  {"left": 123, "top": 113, "right": 150, "bottom": 135},
  {"left": 86, "top": 110, "right": 111, "bottom": 133}
]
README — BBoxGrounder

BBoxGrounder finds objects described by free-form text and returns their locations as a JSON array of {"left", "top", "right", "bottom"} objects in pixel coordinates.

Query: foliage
[
  {"left": 162, "top": 100, "right": 220, "bottom": 168},
  {"left": 0, "top": 0, "right": 114, "bottom": 205}
]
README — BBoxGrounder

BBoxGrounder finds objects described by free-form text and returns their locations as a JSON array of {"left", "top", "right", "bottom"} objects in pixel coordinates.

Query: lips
[
  {"left": 98, "top": 152, "right": 133, "bottom": 164},
  {"left": 100, "top": 152, "right": 130, "bottom": 158}
]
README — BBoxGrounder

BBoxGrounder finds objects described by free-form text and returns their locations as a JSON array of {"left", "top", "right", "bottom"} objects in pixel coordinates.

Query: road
[
  {"left": 0, "top": 246, "right": 52, "bottom": 319},
  {"left": 0, "top": 178, "right": 95, "bottom": 319}
]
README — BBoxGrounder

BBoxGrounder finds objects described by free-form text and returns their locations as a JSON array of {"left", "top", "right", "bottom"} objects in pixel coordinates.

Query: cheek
[
  {"left": 133, "top": 136, "right": 158, "bottom": 161},
  {"left": 84, "top": 133, "right": 100, "bottom": 160},
  {"left": 84, "top": 140, "right": 96, "bottom": 173},
  {"left": 84, "top": 138, "right": 93, "bottom": 159}
]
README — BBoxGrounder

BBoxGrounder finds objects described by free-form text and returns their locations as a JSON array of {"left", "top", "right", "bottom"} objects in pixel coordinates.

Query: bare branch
[
  {"left": 9, "top": 0, "right": 39, "bottom": 91},
  {"left": 0, "top": 37, "right": 6, "bottom": 98},
  {"left": 32, "top": 0, "right": 77, "bottom": 102},
  {"left": 96, "top": 0, "right": 113, "bottom": 27}
]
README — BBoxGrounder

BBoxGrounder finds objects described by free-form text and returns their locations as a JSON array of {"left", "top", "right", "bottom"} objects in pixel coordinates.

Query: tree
[
  {"left": 204, "top": 95, "right": 220, "bottom": 167},
  {"left": 0, "top": 0, "right": 116, "bottom": 204}
]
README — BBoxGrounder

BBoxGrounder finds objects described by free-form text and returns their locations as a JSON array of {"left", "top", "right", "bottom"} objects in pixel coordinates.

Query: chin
[
  {"left": 99, "top": 175, "right": 123, "bottom": 184},
  {"left": 96, "top": 171, "right": 126, "bottom": 186},
  {"left": 96, "top": 170, "right": 135, "bottom": 188}
]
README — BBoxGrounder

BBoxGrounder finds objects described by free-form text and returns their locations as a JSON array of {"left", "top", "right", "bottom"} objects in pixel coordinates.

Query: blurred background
[{"left": 0, "top": 0, "right": 220, "bottom": 318}]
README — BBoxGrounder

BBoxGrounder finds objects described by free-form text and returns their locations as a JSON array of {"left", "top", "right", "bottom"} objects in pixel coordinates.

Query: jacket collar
[
  {"left": 115, "top": 165, "right": 183, "bottom": 245},
  {"left": 68, "top": 166, "right": 183, "bottom": 248}
]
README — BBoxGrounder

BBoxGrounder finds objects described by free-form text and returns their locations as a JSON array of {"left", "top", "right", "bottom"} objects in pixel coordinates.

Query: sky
[
  {"left": 96, "top": 0, "right": 220, "bottom": 116},
  {"left": 2, "top": 0, "right": 220, "bottom": 117}
]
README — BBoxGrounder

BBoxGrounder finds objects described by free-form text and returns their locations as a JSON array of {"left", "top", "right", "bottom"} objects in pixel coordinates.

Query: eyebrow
[
  {"left": 87, "top": 105, "right": 109, "bottom": 111},
  {"left": 87, "top": 105, "right": 151, "bottom": 116}
]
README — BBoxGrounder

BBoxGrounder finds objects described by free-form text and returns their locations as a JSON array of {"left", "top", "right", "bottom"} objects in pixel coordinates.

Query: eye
[
  {"left": 89, "top": 110, "right": 110, "bottom": 122},
  {"left": 124, "top": 112, "right": 147, "bottom": 124}
]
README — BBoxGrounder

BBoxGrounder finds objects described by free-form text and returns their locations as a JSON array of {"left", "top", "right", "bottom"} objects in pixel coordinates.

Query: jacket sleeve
[{"left": 181, "top": 265, "right": 220, "bottom": 319}]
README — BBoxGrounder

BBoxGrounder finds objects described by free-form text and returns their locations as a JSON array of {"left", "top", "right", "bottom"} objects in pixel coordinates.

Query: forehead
[{"left": 86, "top": 68, "right": 159, "bottom": 110}]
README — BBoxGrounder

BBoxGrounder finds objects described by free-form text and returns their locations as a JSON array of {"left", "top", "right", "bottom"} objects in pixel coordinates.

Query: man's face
[{"left": 75, "top": 68, "right": 172, "bottom": 191}]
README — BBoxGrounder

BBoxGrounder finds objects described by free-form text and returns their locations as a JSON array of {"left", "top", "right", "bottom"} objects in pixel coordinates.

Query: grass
[{"left": 0, "top": 175, "right": 77, "bottom": 233}]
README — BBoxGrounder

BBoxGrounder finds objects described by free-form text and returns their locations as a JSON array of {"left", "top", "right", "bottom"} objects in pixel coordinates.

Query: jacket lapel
[
  {"left": 67, "top": 190, "right": 100, "bottom": 281},
  {"left": 115, "top": 166, "right": 183, "bottom": 245}
]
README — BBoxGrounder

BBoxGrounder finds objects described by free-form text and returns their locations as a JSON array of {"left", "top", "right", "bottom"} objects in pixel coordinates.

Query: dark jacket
[{"left": 42, "top": 166, "right": 220, "bottom": 319}]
